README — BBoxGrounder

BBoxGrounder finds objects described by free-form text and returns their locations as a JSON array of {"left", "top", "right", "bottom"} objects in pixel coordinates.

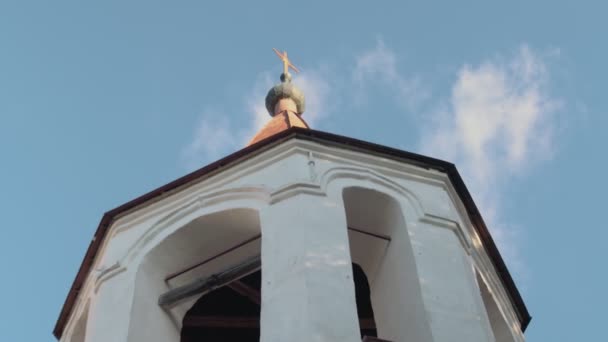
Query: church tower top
[{"left": 248, "top": 49, "right": 309, "bottom": 146}]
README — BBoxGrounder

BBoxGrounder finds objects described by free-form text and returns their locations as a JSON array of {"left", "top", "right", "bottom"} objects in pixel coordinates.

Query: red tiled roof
[{"left": 248, "top": 111, "right": 309, "bottom": 146}]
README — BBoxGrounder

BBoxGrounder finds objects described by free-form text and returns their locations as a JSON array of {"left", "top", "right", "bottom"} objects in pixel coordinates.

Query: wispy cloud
[
  {"left": 243, "top": 71, "right": 274, "bottom": 143},
  {"left": 352, "top": 39, "right": 428, "bottom": 110},
  {"left": 420, "top": 45, "right": 559, "bottom": 273},
  {"left": 294, "top": 70, "right": 332, "bottom": 127},
  {"left": 180, "top": 110, "right": 237, "bottom": 171}
]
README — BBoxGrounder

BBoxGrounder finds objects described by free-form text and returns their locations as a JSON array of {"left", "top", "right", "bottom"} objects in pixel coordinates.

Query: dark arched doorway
[{"left": 180, "top": 270, "right": 261, "bottom": 341}]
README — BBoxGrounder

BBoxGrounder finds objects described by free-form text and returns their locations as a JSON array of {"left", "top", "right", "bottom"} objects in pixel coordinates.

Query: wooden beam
[
  {"left": 183, "top": 316, "right": 376, "bottom": 330},
  {"left": 348, "top": 226, "right": 391, "bottom": 241},
  {"left": 183, "top": 316, "right": 259, "bottom": 329},
  {"left": 165, "top": 234, "right": 261, "bottom": 282},
  {"left": 362, "top": 337, "right": 392, "bottom": 342},
  {"left": 358, "top": 318, "right": 376, "bottom": 330},
  {"left": 159, "top": 256, "right": 260, "bottom": 309},
  {"left": 227, "top": 280, "right": 261, "bottom": 305}
]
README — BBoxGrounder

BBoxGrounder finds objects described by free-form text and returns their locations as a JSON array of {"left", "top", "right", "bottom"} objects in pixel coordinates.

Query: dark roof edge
[
  {"left": 53, "top": 127, "right": 530, "bottom": 339},
  {"left": 445, "top": 166, "right": 531, "bottom": 331}
]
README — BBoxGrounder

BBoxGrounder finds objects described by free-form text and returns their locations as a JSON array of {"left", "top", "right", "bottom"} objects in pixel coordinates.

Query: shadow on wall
[{"left": 476, "top": 271, "right": 515, "bottom": 342}]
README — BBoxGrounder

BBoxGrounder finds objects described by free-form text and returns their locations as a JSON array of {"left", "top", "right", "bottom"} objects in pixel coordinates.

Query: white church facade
[{"left": 54, "top": 52, "right": 530, "bottom": 342}]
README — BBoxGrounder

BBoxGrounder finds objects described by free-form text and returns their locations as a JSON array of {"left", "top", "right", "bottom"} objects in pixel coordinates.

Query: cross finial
[{"left": 273, "top": 48, "right": 300, "bottom": 76}]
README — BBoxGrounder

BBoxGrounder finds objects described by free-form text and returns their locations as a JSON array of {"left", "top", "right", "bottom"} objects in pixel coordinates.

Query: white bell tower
[{"left": 54, "top": 51, "right": 529, "bottom": 342}]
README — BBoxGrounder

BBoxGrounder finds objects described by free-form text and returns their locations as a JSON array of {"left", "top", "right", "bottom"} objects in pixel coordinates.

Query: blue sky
[{"left": 1, "top": 1, "right": 606, "bottom": 341}]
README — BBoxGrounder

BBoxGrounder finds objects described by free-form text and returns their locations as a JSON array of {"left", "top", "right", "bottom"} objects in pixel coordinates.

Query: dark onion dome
[{"left": 265, "top": 72, "right": 305, "bottom": 116}]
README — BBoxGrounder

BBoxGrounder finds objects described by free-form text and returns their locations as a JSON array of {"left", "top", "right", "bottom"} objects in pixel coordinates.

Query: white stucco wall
[
  {"left": 59, "top": 138, "right": 525, "bottom": 342},
  {"left": 260, "top": 193, "right": 361, "bottom": 342}
]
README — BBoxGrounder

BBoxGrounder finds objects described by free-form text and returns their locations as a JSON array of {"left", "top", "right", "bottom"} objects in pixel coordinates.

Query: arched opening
[
  {"left": 129, "top": 208, "right": 262, "bottom": 342},
  {"left": 343, "top": 186, "right": 432, "bottom": 342},
  {"left": 180, "top": 269, "right": 261, "bottom": 341}
]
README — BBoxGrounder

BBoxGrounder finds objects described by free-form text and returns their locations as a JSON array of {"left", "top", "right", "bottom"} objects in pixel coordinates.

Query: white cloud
[
  {"left": 294, "top": 69, "right": 332, "bottom": 127},
  {"left": 422, "top": 45, "right": 557, "bottom": 184},
  {"left": 353, "top": 39, "right": 399, "bottom": 84},
  {"left": 353, "top": 39, "right": 428, "bottom": 110},
  {"left": 243, "top": 71, "right": 275, "bottom": 144},
  {"left": 420, "top": 45, "right": 559, "bottom": 273},
  {"left": 180, "top": 111, "right": 237, "bottom": 170}
]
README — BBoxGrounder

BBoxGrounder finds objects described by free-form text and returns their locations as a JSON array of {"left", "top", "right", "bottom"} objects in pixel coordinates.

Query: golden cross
[{"left": 273, "top": 48, "right": 300, "bottom": 75}]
